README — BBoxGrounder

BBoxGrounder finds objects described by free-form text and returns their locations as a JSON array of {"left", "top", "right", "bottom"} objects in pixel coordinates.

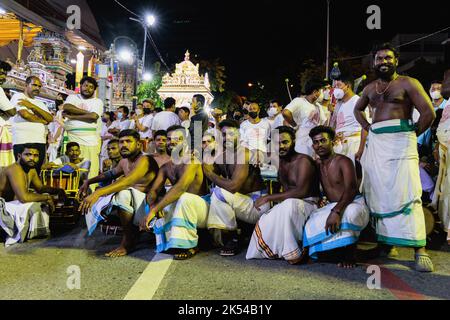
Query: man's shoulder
[
  {"left": 335, "top": 154, "right": 354, "bottom": 167},
  {"left": 292, "top": 152, "right": 315, "bottom": 165}
]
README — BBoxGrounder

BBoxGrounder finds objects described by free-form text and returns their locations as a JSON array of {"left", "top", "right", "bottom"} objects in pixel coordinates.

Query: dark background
[{"left": 88, "top": 0, "right": 450, "bottom": 99}]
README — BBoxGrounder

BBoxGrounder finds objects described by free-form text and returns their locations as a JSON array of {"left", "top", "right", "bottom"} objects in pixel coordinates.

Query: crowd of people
[{"left": 0, "top": 42, "right": 449, "bottom": 273}]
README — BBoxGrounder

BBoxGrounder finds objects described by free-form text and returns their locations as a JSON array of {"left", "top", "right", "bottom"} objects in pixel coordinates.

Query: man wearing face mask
[
  {"left": 63, "top": 76, "right": 104, "bottom": 180},
  {"left": 354, "top": 43, "right": 435, "bottom": 272},
  {"left": 330, "top": 75, "right": 369, "bottom": 162},
  {"left": 10, "top": 76, "right": 53, "bottom": 173},
  {"left": 429, "top": 81, "right": 447, "bottom": 111},
  {"left": 282, "top": 79, "right": 326, "bottom": 157},
  {"left": 109, "top": 106, "right": 133, "bottom": 137},
  {"left": 318, "top": 84, "right": 333, "bottom": 125},
  {"left": 239, "top": 102, "right": 271, "bottom": 160},
  {"left": 267, "top": 99, "right": 285, "bottom": 130}
]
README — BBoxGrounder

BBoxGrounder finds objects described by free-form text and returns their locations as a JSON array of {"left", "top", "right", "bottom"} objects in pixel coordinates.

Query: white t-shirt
[
  {"left": 239, "top": 118, "right": 271, "bottom": 152},
  {"left": 132, "top": 114, "right": 154, "bottom": 139},
  {"left": 64, "top": 94, "right": 103, "bottom": 146},
  {"left": 10, "top": 93, "right": 50, "bottom": 144},
  {"left": 151, "top": 111, "right": 181, "bottom": 131},
  {"left": 268, "top": 114, "right": 285, "bottom": 131},
  {"left": 112, "top": 119, "right": 133, "bottom": 132},
  {"left": 334, "top": 95, "right": 362, "bottom": 133},
  {"left": 0, "top": 87, "right": 14, "bottom": 126},
  {"left": 285, "top": 97, "right": 322, "bottom": 130}
]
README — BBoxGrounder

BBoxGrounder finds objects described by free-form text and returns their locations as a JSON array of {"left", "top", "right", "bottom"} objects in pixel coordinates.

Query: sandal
[
  {"left": 174, "top": 248, "right": 199, "bottom": 260},
  {"left": 220, "top": 238, "right": 241, "bottom": 256},
  {"left": 414, "top": 253, "right": 434, "bottom": 272}
]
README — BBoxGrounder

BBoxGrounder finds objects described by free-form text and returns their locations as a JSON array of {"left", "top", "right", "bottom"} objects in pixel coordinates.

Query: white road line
[{"left": 123, "top": 253, "right": 173, "bottom": 300}]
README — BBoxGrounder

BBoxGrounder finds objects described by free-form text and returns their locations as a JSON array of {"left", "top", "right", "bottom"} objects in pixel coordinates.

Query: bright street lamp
[
  {"left": 146, "top": 14, "right": 156, "bottom": 27},
  {"left": 118, "top": 48, "right": 134, "bottom": 63}
]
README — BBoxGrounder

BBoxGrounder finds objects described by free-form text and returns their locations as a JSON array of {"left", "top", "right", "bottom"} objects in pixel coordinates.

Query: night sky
[{"left": 88, "top": 0, "right": 449, "bottom": 99}]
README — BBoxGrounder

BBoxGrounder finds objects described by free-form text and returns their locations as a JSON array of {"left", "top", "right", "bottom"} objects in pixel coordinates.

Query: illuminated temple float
[{"left": 158, "top": 50, "right": 214, "bottom": 108}]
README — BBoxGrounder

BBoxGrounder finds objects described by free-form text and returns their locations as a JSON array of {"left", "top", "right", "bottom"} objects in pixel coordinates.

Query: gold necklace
[{"left": 376, "top": 75, "right": 398, "bottom": 95}]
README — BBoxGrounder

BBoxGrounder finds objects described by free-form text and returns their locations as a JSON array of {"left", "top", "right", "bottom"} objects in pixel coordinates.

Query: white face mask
[
  {"left": 430, "top": 90, "right": 442, "bottom": 100},
  {"left": 136, "top": 109, "right": 143, "bottom": 116},
  {"left": 323, "top": 89, "right": 331, "bottom": 101},
  {"left": 267, "top": 107, "right": 278, "bottom": 117},
  {"left": 333, "top": 88, "right": 345, "bottom": 100}
]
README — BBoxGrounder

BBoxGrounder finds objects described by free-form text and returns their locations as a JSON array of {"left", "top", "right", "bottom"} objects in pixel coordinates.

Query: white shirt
[
  {"left": 0, "top": 87, "right": 14, "bottom": 126},
  {"left": 268, "top": 114, "right": 285, "bottom": 131},
  {"left": 334, "top": 95, "right": 362, "bottom": 133},
  {"left": 151, "top": 111, "right": 181, "bottom": 131},
  {"left": 239, "top": 118, "right": 271, "bottom": 152},
  {"left": 10, "top": 93, "right": 50, "bottom": 144},
  {"left": 133, "top": 114, "right": 154, "bottom": 139},
  {"left": 112, "top": 119, "right": 133, "bottom": 132},
  {"left": 64, "top": 94, "right": 103, "bottom": 146}
]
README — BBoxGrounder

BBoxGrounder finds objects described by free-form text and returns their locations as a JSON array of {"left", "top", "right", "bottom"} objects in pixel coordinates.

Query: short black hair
[
  {"left": 25, "top": 75, "right": 41, "bottom": 85},
  {"left": 167, "top": 125, "right": 187, "bottom": 137},
  {"left": 80, "top": 76, "right": 98, "bottom": 90},
  {"left": 17, "top": 143, "right": 40, "bottom": 155},
  {"left": 193, "top": 94, "right": 205, "bottom": 107},
  {"left": 107, "top": 139, "right": 119, "bottom": 146},
  {"left": 335, "top": 74, "right": 354, "bottom": 87},
  {"left": 309, "top": 125, "right": 336, "bottom": 141},
  {"left": 270, "top": 99, "right": 280, "bottom": 105},
  {"left": 176, "top": 106, "right": 190, "bottom": 115},
  {"left": 430, "top": 80, "right": 442, "bottom": 86},
  {"left": 304, "top": 79, "right": 325, "bottom": 95},
  {"left": 154, "top": 130, "right": 167, "bottom": 139},
  {"left": 104, "top": 111, "right": 115, "bottom": 121},
  {"left": 0, "top": 60, "right": 12, "bottom": 72},
  {"left": 119, "top": 129, "right": 140, "bottom": 141},
  {"left": 118, "top": 105, "right": 129, "bottom": 116},
  {"left": 276, "top": 126, "right": 296, "bottom": 142},
  {"left": 372, "top": 42, "right": 400, "bottom": 59},
  {"left": 66, "top": 142, "right": 80, "bottom": 151},
  {"left": 218, "top": 119, "right": 240, "bottom": 130},
  {"left": 143, "top": 99, "right": 154, "bottom": 105},
  {"left": 164, "top": 97, "right": 176, "bottom": 109}
]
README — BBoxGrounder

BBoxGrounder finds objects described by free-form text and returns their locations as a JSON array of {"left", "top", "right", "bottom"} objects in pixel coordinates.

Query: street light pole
[{"left": 325, "top": 0, "right": 330, "bottom": 80}]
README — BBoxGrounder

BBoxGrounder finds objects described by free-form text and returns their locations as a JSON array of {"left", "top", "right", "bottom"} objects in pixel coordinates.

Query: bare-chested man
[
  {"left": 79, "top": 129, "right": 159, "bottom": 257},
  {"left": 141, "top": 125, "right": 209, "bottom": 260},
  {"left": 203, "top": 119, "right": 269, "bottom": 256},
  {"left": 0, "top": 144, "right": 66, "bottom": 246},
  {"left": 354, "top": 43, "right": 436, "bottom": 272},
  {"left": 151, "top": 130, "right": 171, "bottom": 168},
  {"left": 246, "top": 126, "right": 321, "bottom": 264},
  {"left": 300, "top": 126, "right": 369, "bottom": 268}
]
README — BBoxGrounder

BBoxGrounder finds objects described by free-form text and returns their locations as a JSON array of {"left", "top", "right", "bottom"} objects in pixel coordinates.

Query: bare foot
[
  {"left": 105, "top": 246, "right": 128, "bottom": 258},
  {"left": 287, "top": 248, "right": 310, "bottom": 265}
]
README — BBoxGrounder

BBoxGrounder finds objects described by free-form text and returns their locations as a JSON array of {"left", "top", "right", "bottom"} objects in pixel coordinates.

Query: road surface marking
[{"left": 124, "top": 253, "right": 173, "bottom": 300}]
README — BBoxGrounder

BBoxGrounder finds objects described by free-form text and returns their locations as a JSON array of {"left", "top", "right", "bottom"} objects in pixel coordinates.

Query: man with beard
[
  {"left": 151, "top": 130, "right": 171, "bottom": 168},
  {"left": 63, "top": 76, "right": 103, "bottom": 180},
  {"left": 0, "top": 60, "right": 16, "bottom": 167},
  {"left": 246, "top": 126, "right": 321, "bottom": 264},
  {"left": 354, "top": 43, "right": 435, "bottom": 272},
  {"left": 10, "top": 76, "right": 53, "bottom": 172},
  {"left": 300, "top": 126, "right": 369, "bottom": 268},
  {"left": 141, "top": 125, "right": 209, "bottom": 260},
  {"left": 0, "top": 144, "right": 66, "bottom": 246},
  {"left": 282, "top": 79, "right": 327, "bottom": 157},
  {"left": 102, "top": 139, "right": 122, "bottom": 173},
  {"left": 203, "top": 120, "right": 270, "bottom": 256},
  {"left": 79, "top": 130, "right": 159, "bottom": 257}
]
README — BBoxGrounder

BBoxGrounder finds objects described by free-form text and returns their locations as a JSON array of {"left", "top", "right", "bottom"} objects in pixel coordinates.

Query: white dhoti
[
  {"left": 303, "top": 197, "right": 369, "bottom": 259},
  {"left": 246, "top": 198, "right": 318, "bottom": 261},
  {"left": 432, "top": 128, "right": 450, "bottom": 238},
  {"left": 334, "top": 131, "right": 361, "bottom": 162},
  {"left": 294, "top": 128, "right": 314, "bottom": 157},
  {"left": 153, "top": 193, "right": 209, "bottom": 253},
  {"left": 0, "top": 199, "right": 50, "bottom": 247},
  {"left": 207, "top": 187, "right": 270, "bottom": 231},
  {"left": 85, "top": 188, "right": 147, "bottom": 235},
  {"left": 361, "top": 119, "right": 426, "bottom": 247}
]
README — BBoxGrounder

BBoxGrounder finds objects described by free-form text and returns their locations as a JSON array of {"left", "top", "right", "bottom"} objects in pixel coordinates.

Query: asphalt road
[{"left": 1, "top": 226, "right": 449, "bottom": 300}]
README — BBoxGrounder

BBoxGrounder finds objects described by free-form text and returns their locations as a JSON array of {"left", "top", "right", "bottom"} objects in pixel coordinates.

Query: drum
[
  {"left": 423, "top": 204, "right": 448, "bottom": 249},
  {"left": 41, "top": 169, "right": 82, "bottom": 196}
]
